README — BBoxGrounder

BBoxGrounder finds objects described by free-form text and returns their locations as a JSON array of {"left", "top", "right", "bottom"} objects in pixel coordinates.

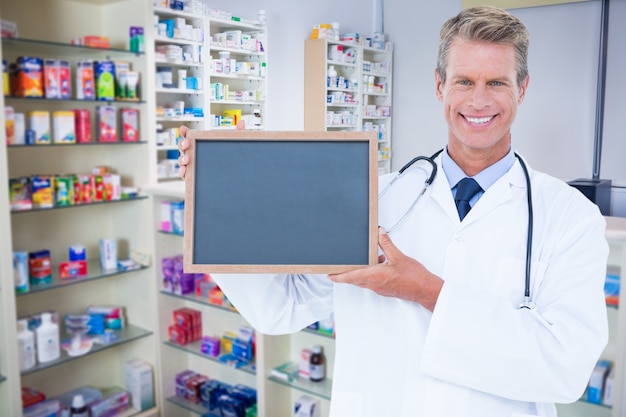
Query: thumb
[{"left": 378, "top": 227, "right": 400, "bottom": 262}]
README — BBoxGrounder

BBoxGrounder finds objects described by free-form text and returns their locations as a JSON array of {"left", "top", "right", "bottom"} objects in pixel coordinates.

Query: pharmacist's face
[{"left": 435, "top": 39, "right": 529, "bottom": 157}]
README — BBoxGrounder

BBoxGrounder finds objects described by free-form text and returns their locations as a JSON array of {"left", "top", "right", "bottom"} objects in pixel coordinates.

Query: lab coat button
[{"left": 453, "top": 234, "right": 464, "bottom": 244}]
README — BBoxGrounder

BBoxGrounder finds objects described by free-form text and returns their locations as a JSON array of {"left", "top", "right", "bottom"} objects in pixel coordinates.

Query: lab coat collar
[{"left": 429, "top": 153, "right": 530, "bottom": 225}]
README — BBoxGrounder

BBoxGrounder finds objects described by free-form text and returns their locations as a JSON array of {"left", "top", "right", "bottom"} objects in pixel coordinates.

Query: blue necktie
[{"left": 455, "top": 177, "right": 482, "bottom": 220}]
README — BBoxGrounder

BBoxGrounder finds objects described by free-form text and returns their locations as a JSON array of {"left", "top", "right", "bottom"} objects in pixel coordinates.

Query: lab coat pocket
[{"left": 329, "top": 392, "right": 363, "bottom": 417}]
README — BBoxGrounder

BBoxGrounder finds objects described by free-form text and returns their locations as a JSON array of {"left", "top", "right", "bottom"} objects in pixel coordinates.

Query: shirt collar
[{"left": 441, "top": 147, "right": 516, "bottom": 192}]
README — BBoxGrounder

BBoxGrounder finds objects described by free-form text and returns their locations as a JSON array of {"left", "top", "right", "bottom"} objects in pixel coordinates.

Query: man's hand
[
  {"left": 329, "top": 227, "right": 443, "bottom": 311},
  {"left": 178, "top": 125, "right": 191, "bottom": 179},
  {"left": 177, "top": 121, "right": 246, "bottom": 180}
]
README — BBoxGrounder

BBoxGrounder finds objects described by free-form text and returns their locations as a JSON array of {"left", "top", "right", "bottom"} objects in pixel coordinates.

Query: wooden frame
[
  {"left": 183, "top": 130, "right": 379, "bottom": 274},
  {"left": 462, "top": 0, "right": 592, "bottom": 9}
]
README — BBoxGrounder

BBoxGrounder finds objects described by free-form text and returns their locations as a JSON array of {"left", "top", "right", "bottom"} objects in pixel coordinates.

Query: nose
[{"left": 469, "top": 84, "right": 492, "bottom": 109}]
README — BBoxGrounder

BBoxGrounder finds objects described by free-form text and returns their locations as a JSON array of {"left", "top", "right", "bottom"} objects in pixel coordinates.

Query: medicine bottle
[
  {"left": 309, "top": 345, "right": 325, "bottom": 382},
  {"left": 17, "top": 319, "right": 36, "bottom": 370},
  {"left": 327, "top": 66, "right": 337, "bottom": 88},
  {"left": 70, "top": 394, "right": 88, "bottom": 417},
  {"left": 36, "top": 312, "right": 60, "bottom": 363}
]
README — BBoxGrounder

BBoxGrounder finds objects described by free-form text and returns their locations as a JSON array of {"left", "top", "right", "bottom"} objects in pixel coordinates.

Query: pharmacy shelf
[
  {"left": 268, "top": 375, "right": 332, "bottom": 401},
  {"left": 9, "top": 195, "right": 147, "bottom": 214},
  {"left": 163, "top": 340, "right": 256, "bottom": 375},
  {"left": 304, "top": 38, "right": 394, "bottom": 175},
  {"left": 20, "top": 324, "right": 152, "bottom": 376},
  {"left": 16, "top": 259, "right": 148, "bottom": 296},
  {"left": 147, "top": 180, "right": 333, "bottom": 417},
  {"left": 1, "top": 36, "right": 144, "bottom": 59},
  {"left": 7, "top": 141, "right": 147, "bottom": 148},
  {"left": 160, "top": 291, "right": 238, "bottom": 314},
  {"left": 166, "top": 395, "right": 219, "bottom": 417},
  {"left": 4, "top": 96, "right": 146, "bottom": 105},
  {"left": 0, "top": 1, "right": 158, "bottom": 414}
]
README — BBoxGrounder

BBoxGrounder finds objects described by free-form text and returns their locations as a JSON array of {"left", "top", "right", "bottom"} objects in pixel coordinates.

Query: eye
[
  {"left": 489, "top": 81, "right": 504, "bottom": 86},
  {"left": 458, "top": 79, "right": 471, "bottom": 86}
]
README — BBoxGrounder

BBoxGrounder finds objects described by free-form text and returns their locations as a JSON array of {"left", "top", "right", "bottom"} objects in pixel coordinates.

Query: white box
[
  {"left": 99, "top": 238, "right": 117, "bottom": 270},
  {"left": 294, "top": 395, "right": 319, "bottom": 417},
  {"left": 124, "top": 358, "right": 154, "bottom": 411}
]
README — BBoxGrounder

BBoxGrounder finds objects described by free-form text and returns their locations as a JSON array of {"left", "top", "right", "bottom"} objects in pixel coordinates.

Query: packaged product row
[
  {"left": 5, "top": 106, "right": 139, "bottom": 145},
  {"left": 3, "top": 57, "right": 140, "bottom": 101},
  {"left": 9, "top": 165, "right": 139, "bottom": 212},
  {"left": 14, "top": 237, "right": 143, "bottom": 293},
  {"left": 173, "top": 369, "right": 257, "bottom": 417},
  {"left": 21, "top": 358, "right": 153, "bottom": 416}
]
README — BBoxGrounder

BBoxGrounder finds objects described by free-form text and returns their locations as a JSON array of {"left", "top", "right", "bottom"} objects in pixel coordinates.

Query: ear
[
  {"left": 435, "top": 69, "right": 444, "bottom": 101},
  {"left": 517, "top": 74, "right": 530, "bottom": 104}
]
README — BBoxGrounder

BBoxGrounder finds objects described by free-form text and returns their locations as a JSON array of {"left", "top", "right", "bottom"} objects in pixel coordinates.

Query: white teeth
[{"left": 466, "top": 116, "right": 492, "bottom": 124}]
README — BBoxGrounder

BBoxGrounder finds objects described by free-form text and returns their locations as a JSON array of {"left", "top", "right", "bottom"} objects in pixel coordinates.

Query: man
[{"left": 178, "top": 6, "right": 608, "bottom": 416}]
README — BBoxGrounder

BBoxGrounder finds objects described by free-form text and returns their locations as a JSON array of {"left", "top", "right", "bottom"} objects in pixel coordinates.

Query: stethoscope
[{"left": 379, "top": 149, "right": 536, "bottom": 310}]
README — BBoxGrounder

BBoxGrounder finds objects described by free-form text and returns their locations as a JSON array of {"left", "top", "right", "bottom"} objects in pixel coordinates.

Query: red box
[
  {"left": 21, "top": 387, "right": 46, "bottom": 408},
  {"left": 121, "top": 108, "right": 139, "bottom": 142},
  {"left": 59, "top": 260, "right": 88, "bottom": 278},
  {"left": 168, "top": 324, "right": 190, "bottom": 345}
]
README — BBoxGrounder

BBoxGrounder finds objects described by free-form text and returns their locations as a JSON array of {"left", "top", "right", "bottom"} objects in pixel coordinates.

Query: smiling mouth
[{"left": 465, "top": 115, "right": 494, "bottom": 124}]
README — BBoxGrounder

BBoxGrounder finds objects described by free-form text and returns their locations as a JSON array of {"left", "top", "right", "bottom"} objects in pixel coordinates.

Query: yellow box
[{"left": 222, "top": 109, "right": 242, "bottom": 125}]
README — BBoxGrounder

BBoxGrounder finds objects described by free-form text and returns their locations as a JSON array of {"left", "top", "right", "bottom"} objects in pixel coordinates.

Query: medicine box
[
  {"left": 27, "top": 111, "right": 51, "bottom": 144},
  {"left": 43, "top": 58, "right": 60, "bottom": 99},
  {"left": 5, "top": 106, "right": 14, "bottom": 143},
  {"left": 294, "top": 395, "right": 319, "bottom": 417},
  {"left": 31, "top": 175, "right": 53, "bottom": 208},
  {"left": 588, "top": 359, "right": 611, "bottom": 404},
  {"left": 124, "top": 358, "right": 155, "bottom": 411},
  {"left": 96, "top": 105, "right": 117, "bottom": 142},
  {"left": 15, "top": 56, "right": 44, "bottom": 98},
  {"left": 95, "top": 60, "right": 115, "bottom": 100},
  {"left": 52, "top": 111, "right": 76, "bottom": 143},
  {"left": 76, "top": 59, "right": 95, "bottom": 100},
  {"left": 121, "top": 108, "right": 139, "bottom": 141}
]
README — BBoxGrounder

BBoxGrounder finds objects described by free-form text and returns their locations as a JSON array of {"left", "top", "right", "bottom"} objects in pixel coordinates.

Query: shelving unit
[
  {"left": 144, "top": 181, "right": 335, "bottom": 417},
  {"left": 0, "top": 0, "right": 159, "bottom": 415},
  {"left": 206, "top": 15, "right": 267, "bottom": 132},
  {"left": 152, "top": 6, "right": 208, "bottom": 182},
  {"left": 150, "top": 6, "right": 268, "bottom": 182},
  {"left": 304, "top": 38, "right": 393, "bottom": 175},
  {"left": 556, "top": 216, "right": 626, "bottom": 417}
]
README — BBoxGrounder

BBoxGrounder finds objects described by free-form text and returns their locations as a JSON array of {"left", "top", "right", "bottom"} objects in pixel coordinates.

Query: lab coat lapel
[
  {"left": 428, "top": 158, "right": 528, "bottom": 225},
  {"left": 464, "top": 160, "right": 529, "bottom": 225}
]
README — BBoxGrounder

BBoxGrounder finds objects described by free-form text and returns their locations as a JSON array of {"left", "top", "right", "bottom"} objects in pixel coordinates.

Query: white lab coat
[{"left": 211, "top": 155, "right": 609, "bottom": 417}]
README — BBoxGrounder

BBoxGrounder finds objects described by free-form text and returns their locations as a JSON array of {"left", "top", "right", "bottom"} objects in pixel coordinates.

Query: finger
[
  {"left": 180, "top": 125, "right": 188, "bottom": 137},
  {"left": 179, "top": 165, "right": 187, "bottom": 180},
  {"left": 330, "top": 264, "right": 381, "bottom": 285},
  {"left": 378, "top": 226, "right": 401, "bottom": 262}
]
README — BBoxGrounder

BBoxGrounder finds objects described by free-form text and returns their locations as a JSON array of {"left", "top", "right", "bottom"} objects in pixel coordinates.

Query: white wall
[{"left": 202, "top": 0, "right": 626, "bottom": 210}]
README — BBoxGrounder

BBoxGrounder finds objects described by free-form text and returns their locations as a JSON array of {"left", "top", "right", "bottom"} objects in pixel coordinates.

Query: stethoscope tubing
[{"left": 380, "top": 149, "right": 534, "bottom": 310}]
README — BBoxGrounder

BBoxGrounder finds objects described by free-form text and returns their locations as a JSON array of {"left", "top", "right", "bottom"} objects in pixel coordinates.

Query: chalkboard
[{"left": 183, "top": 130, "right": 378, "bottom": 274}]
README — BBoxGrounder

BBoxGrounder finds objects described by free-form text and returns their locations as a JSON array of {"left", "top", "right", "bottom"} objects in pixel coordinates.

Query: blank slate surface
[{"left": 183, "top": 130, "right": 378, "bottom": 274}]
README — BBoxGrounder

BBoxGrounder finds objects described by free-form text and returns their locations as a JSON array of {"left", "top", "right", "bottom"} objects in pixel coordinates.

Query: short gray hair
[{"left": 436, "top": 6, "right": 530, "bottom": 88}]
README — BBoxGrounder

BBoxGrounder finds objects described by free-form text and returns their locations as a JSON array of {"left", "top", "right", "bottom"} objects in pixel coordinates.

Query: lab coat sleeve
[
  {"left": 420, "top": 198, "right": 609, "bottom": 403},
  {"left": 211, "top": 273, "right": 334, "bottom": 335}
]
